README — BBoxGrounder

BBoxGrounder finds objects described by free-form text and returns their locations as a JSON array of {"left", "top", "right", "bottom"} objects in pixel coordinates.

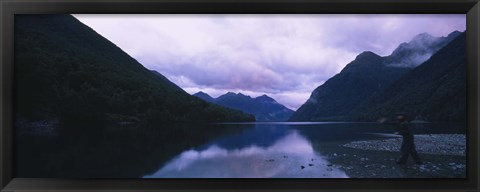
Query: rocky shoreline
[
  {"left": 303, "top": 133, "right": 467, "bottom": 178},
  {"left": 342, "top": 134, "right": 466, "bottom": 156},
  {"left": 321, "top": 149, "right": 467, "bottom": 178}
]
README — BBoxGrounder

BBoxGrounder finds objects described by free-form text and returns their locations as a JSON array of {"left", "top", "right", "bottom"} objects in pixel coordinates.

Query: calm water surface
[
  {"left": 143, "top": 122, "right": 464, "bottom": 178},
  {"left": 16, "top": 122, "right": 465, "bottom": 178}
]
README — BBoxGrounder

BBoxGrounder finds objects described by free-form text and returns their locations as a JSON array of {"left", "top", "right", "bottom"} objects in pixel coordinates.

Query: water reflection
[
  {"left": 16, "top": 121, "right": 464, "bottom": 178},
  {"left": 144, "top": 130, "right": 348, "bottom": 178},
  {"left": 15, "top": 123, "right": 254, "bottom": 178}
]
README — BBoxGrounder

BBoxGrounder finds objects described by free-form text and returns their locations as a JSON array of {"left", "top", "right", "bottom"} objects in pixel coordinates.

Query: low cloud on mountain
[{"left": 73, "top": 14, "right": 465, "bottom": 109}]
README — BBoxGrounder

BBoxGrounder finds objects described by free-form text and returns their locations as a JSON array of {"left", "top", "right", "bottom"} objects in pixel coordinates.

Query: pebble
[
  {"left": 342, "top": 134, "right": 466, "bottom": 156},
  {"left": 456, "top": 164, "right": 465, "bottom": 169},
  {"left": 301, "top": 165, "right": 305, "bottom": 169}
]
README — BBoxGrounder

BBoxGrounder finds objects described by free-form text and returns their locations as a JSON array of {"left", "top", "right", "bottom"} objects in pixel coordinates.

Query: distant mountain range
[
  {"left": 290, "top": 31, "right": 465, "bottom": 122},
  {"left": 15, "top": 14, "right": 255, "bottom": 124},
  {"left": 194, "top": 92, "right": 294, "bottom": 121}
]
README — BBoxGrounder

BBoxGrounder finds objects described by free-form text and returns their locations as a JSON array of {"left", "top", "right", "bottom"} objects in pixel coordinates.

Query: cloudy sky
[{"left": 73, "top": 14, "right": 465, "bottom": 110}]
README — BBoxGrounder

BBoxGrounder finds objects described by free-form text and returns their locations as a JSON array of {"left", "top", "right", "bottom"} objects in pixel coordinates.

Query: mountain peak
[
  {"left": 194, "top": 91, "right": 209, "bottom": 96},
  {"left": 353, "top": 51, "right": 382, "bottom": 63},
  {"left": 256, "top": 94, "right": 275, "bottom": 102},
  {"left": 413, "top": 32, "right": 432, "bottom": 38},
  {"left": 218, "top": 92, "right": 252, "bottom": 99},
  {"left": 193, "top": 91, "right": 215, "bottom": 102},
  {"left": 237, "top": 92, "right": 253, "bottom": 99},
  {"left": 448, "top": 30, "right": 461, "bottom": 37},
  {"left": 446, "top": 30, "right": 462, "bottom": 41},
  {"left": 358, "top": 51, "right": 376, "bottom": 56},
  {"left": 356, "top": 51, "right": 380, "bottom": 58},
  {"left": 410, "top": 32, "right": 436, "bottom": 43},
  {"left": 385, "top": 31, "right": 460, "bottom": 68}
]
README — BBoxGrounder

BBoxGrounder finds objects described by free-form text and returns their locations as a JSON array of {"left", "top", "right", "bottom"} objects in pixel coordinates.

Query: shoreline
[
  {"left": 342, "top": 134, "right": 466, "bottom": 156},
  {"left": 307, "top": 133, "right": 467, "bottom": 178}
]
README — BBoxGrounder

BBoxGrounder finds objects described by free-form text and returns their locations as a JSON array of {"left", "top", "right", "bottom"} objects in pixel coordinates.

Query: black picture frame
[{"left": 1, "top": 0, "right": 479, "bottom": 191}]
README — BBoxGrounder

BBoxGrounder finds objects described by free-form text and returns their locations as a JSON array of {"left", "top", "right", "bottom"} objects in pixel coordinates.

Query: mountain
[
  {"left": 289, "top": 31, "right": 460, "bottom": 122},
  {"left": 14, "top": 14, "right": 255, "bottom": 125},
  {"left": 348, "top": 32, "right": 466, "bottom": 122},
  {"left": 289, "top": 51, "right": 410, "bottom": 121},
  {"left": 193, "top": 91, "right": 215, "bottom": 103},
  {"left": 193, "top": 92, "right": 294, "bottom": 121},
  {"left": 384, "top": 31, "right": 461, "bottom": 68},
  {"left": 150, "top": 70, "right": 183, "bottom": 91}
]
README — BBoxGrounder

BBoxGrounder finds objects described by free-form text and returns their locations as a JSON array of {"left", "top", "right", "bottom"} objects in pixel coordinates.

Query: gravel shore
[
  {"left": 320, "top": 148, "right": 467, "bottom": 178},
  {"left": 342, "top": 134, "right": 466, "bottom": 156},
  {"left": 304, "top": 133, "right": 467, "bottom": 178}
]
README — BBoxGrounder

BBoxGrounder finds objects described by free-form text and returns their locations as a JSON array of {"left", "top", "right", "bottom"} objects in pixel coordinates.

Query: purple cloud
[{"left": 73, "top": 14, "right": 465, "bottom": 110}]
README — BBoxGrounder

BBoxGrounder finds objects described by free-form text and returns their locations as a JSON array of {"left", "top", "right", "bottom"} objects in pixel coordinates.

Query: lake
[{"left": 15, "top": 122, "right": 466, "bottom": 178}]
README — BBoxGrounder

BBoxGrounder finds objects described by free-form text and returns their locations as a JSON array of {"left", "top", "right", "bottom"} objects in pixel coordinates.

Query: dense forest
[{"left": 14, "top": 14, "right": 255, "bottom": 126}]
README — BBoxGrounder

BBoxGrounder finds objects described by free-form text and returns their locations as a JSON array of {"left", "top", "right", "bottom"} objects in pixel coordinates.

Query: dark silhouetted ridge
[{"left": 15, "top": 14, "right": 255, "bottom": 124}]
